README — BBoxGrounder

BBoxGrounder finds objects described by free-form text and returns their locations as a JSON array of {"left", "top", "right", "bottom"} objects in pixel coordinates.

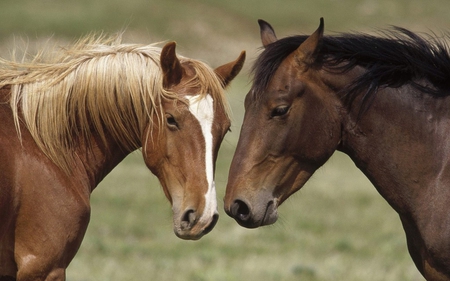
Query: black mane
[{"left": 252, "top": 27, "right": 450, "bottom": 107}]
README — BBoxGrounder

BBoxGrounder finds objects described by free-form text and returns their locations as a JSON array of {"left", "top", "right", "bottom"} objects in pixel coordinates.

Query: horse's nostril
[
  {"left": 181, "top": 209, "right": 196, "bottom": 229},
  {"left": 231, "top": 199, "right": 250, "bottom": 222}
]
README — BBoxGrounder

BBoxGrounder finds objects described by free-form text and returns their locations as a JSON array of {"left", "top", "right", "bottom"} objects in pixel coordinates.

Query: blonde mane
[{"left": 1, "top": 34, "right": 230, "bottom": 173}]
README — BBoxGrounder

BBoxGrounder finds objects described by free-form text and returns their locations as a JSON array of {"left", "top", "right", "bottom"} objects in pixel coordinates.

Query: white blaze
[{"left": 186, "top": 94, "right": 217, "bottom": 221}]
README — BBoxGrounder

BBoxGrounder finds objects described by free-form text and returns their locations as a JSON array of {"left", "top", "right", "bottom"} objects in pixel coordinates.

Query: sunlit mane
[{"left": 0, "top": 34, "right": 229, "bottom": 173}]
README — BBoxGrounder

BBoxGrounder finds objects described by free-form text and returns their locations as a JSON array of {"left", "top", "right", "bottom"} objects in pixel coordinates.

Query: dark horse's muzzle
[{"left": 225, "top": 195, "right": 278, "bottom": 228}]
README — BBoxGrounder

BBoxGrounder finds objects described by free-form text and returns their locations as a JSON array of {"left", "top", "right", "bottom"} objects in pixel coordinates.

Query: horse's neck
[
  {"left": 1, "top": 84, "right": 134, "bottom": 191},
  {"left": 340, "top": 85, "right": 450, "bottom": 212},
  {"left": 0, "top": 85, "right": 10, "bottom": 103},
  {"left": 73, "top": 132, "right": 131, "bottom": 191}
]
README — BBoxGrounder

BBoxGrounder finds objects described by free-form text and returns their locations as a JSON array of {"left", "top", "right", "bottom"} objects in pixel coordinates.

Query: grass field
[{"left": 3, "top": 0, "right": 450, "bottom": 280}]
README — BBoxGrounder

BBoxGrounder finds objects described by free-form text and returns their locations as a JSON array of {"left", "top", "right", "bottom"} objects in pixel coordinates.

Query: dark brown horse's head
[
  {"left": 224, "top": 19, "right": 343, "bottom": 228},
  {"left": 144, "top": 42, "right": 245, "bottom": 239}
]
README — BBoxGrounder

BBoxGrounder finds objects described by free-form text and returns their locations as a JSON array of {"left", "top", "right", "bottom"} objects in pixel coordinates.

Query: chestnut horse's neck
[
  {"left": 1, "top": 87, "right": 132, "bottom": 191},
  {"left": 72, "top": 131, "right": 131, "bottom": 191}
]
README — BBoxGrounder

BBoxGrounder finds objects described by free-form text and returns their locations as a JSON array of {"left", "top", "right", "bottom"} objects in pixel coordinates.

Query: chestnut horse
[
  {"left": 225, "top": 18, "right": 450, "bottom": 280},
  {"left": 0, "top": 35, "right": 245, "bottom": 280}
]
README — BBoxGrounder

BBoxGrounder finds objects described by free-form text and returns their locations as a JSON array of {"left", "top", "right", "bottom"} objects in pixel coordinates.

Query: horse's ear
[
  {"left": 259, "top": 19, "right": 277, "bottom": 47},
  {"left": 295, "top": 18, "right": 324, "bottom": 66},
  {"left": 161, "top": 42, "right": 183, "bottom": 89},
  {"left": 214, "top": 50, "right": 246, "bottom": 88}
]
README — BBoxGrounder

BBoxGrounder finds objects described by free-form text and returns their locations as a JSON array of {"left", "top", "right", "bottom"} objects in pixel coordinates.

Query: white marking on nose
[{"left": 186, "top": 94, "right": 217, "bottom": 221}]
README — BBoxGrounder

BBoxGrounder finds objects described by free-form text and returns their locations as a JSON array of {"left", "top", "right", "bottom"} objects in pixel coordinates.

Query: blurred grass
[{"left": 3, "top": 0, "right": 450, "bottom": 280}]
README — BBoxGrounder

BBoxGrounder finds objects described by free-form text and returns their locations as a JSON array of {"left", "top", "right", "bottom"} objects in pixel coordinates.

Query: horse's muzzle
[
  {"left": 173, "top": 210, "right": 219, "bottom": 240},
  {"left": 225, "top": 197, "right": 278, "bottom": 228}
]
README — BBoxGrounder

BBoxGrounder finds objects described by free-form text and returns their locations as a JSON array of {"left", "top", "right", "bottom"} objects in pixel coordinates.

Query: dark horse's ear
[
  {"left": 161, "top": 42, "right": 183, "bottom": 89},
  {"left": 258, "top": 19, "right": 277, "bottom": 47},
  {"left": 295, "top": 18, "right": 324, "bottom": 66},
  {"left": 214, "top": 51, "right": 246, "bottom": 88}
]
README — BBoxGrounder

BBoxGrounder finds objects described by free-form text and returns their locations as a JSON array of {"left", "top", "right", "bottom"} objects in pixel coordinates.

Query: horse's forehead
[
  {"left": 188, "top": 94, "right": 230, "bottom": 130},
  {"left": 186, "top": 94, "right": 214, "bottom": 120},
  {"left": 274, "top": 56, "right": 300, "bottom": 82},
  {"left": 252, "top": 57, "right": 301, "bottom": 102}
]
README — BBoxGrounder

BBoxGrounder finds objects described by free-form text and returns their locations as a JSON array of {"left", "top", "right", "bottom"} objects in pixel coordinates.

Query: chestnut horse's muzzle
[{"left": 173, "top": 207, "right": 219, "bottom": 240}]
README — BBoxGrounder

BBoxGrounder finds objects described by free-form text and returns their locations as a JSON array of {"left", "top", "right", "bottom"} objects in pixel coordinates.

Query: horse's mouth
[
  {"left": 202, "top": 213, "right": 219, "bottom": 235},
  {"left": 174, "top": 213, "right": 219, "bottom": 240},
  {"left": 261, "top": 199, "right": 278, "bottom": 226}
]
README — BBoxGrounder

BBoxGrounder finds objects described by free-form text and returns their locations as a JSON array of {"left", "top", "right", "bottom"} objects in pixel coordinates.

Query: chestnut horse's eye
[
  {"left": 271, "top": 105, "right": 290, "bottom": 117},
  {"left": 166, "top": 114, "right": 178, "bottom": 128}
]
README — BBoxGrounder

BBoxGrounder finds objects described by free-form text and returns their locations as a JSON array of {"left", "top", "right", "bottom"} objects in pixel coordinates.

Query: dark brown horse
[
  {"left": 225, "top": 18, "right": 450, "bottom": 280},
  {"left": 0, "top": 35, "right": 245, "bottom": 280}
]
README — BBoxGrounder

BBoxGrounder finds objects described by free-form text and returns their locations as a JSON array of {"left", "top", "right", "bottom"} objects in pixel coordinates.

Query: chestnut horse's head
[
  {"left": 225, "top": 19, "right": 343, "bottom": 228},
  {"left": 144, "top": 42, "right": 245, "bottom": 239}
]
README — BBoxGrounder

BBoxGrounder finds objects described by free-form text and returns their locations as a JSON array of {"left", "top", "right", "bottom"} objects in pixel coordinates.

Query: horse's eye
[
  {"left": 166, "top": 114, "right": 178, "bottom": 128},
  {"left": 271, "top": 105, "right": 290, "bottom": 117}
]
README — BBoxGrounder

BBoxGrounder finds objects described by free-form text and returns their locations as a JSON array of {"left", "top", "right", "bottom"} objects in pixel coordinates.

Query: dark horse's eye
[
  {"left": 271, "top": 105, "right": 290, "bottom": 117},
  {"left": 166, "top": 114, "right": 178, "bottom": 128}
]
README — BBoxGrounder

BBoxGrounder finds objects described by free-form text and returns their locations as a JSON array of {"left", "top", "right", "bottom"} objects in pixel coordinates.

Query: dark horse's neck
[
  {"left": 340, "top": 80, "right": 450, "bottom": 212},
  {"left": 337, "top": 75, "right": 450, "bottom": 277}
]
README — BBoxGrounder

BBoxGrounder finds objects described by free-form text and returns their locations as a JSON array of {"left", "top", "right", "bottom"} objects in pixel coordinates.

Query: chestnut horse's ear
[
  {"left": 259, "top": 19, "right": 277, "bottom": 47},
  {"left": 295, "top": 17, "right": 324, "bottom": 66},
  {"left": 214, "top": 50, "right": 246, "bottom": 88},
  {"left": 161, "top": 42, "right": 183, "bottom": 89}
]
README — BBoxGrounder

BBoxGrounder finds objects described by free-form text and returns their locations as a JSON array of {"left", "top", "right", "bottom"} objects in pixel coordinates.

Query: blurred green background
[{"left": 3, "top": 1, "right": 450, "bottom": 280}]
